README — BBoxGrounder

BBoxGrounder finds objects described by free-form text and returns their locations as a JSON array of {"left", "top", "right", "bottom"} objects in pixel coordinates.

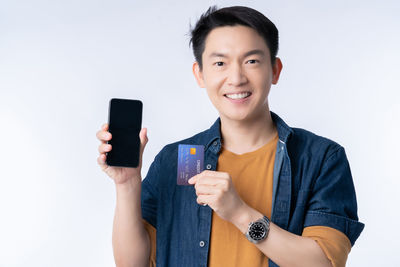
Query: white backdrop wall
[{"left": 0, "top": 0, "right": 399, "bottom": 266}]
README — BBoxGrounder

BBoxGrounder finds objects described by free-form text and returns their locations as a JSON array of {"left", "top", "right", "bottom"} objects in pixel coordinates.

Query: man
[{"left": 96, "top": 5, "right": 364, "bottom": 267}]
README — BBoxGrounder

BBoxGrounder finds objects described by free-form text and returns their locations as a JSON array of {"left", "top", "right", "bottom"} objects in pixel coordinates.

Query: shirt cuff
[
  {"left": 302, "top": 225, "right": 351, "bottom": 267},
  {"left": 143, "top": 219, "right": 157, "bottom": 267}
]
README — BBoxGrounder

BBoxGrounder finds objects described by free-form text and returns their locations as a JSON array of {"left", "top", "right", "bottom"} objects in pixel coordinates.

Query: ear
[
  {"left": 271, "top": 57, "right": 283, "bottom": 84},
  {"left": 192, "top": 61, "right": 205, "bottom": 88}
]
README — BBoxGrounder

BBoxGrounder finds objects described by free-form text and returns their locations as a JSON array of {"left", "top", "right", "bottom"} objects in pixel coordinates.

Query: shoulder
[
  {"left": 288, "top": 127, "right": 345, "bottom": 162},
  {"left": 272, "top": 111, "right": 344, "bottom": 160}
]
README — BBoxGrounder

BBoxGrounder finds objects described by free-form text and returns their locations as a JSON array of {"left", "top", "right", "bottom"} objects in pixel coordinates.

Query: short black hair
[{"left": 189, "top": 5, "right": 279, "bottom": 71}]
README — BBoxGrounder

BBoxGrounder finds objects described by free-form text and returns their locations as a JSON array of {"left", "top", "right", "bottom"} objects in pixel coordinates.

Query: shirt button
[
  {"left": 206, "top": 164, "right": 212, "bottom": 170},
  {"left": 213, "top": 141, "right": 218, "bottom": 146},
  {"left": 199, "top": 240, "right": 205, "bottom": 247}
]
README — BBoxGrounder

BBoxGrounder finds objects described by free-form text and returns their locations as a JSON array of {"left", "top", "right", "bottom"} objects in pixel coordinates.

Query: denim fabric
[{"left": 141, "top": 111, "right": 364, "bottom": 267}]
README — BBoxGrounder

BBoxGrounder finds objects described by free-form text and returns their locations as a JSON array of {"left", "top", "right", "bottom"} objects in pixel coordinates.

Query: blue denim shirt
[{"left": 141, "top": 111, "right": 364, "bottom": 267}]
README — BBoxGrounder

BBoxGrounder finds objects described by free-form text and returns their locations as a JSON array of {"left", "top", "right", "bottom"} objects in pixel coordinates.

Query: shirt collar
[
  {"left": 270, "top": 111, "right": 293, "bottom": 144},
  {"left": 203, "top": 111, "right": 293, "bottom": 154}
]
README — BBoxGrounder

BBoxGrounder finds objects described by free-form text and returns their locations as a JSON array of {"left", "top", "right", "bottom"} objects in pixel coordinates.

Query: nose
[{"left": 227, "top": 62, "right": 247, "bottom": 87}]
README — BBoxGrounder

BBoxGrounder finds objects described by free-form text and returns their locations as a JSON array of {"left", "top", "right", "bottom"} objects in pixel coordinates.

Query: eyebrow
[{"left": 208, "top": 49, "right": 265, "bottom": 59}]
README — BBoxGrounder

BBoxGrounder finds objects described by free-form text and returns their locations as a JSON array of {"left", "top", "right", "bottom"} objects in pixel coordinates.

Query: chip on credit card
[{"left": 177, "top": 144, "right": 204, "bottom": 185}]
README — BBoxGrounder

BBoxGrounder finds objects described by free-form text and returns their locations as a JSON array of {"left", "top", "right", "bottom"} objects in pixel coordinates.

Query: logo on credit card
[{"left": 177, "top": 144, "right": 204, "bottom": 185}]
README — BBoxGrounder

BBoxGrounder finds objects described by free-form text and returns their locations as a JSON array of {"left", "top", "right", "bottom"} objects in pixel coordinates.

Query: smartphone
[{"left": 106, "top": 98, "right": 143, "bottom": 168}]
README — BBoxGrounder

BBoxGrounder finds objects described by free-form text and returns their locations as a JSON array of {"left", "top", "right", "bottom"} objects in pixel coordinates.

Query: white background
[{"left": 1, "top": 0, "right": 399, "bottom": 266}]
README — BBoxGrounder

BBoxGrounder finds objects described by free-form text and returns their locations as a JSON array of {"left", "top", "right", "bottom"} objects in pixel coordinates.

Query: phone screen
[{"left": 106, "top": 98, "right": 142, "bottom": 168}]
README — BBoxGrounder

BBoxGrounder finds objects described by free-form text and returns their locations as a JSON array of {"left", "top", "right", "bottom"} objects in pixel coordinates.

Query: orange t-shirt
[{"left": 143, "top": 132, "right": 351, "bottom": 267}]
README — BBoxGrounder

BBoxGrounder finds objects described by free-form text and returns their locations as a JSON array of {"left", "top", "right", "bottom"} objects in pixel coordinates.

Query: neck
[{"left": 220, "top": 109, "right": 277, "bottom": 155}]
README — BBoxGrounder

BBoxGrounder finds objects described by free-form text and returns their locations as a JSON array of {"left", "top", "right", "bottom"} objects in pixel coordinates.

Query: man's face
[{"left": 193, "top": 25, "right": 282, "bottom": 123}]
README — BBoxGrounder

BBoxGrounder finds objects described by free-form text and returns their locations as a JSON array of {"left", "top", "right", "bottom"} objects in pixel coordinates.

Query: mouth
[{"left": 224, "top": 91, "right": 252, "bottom": 100}]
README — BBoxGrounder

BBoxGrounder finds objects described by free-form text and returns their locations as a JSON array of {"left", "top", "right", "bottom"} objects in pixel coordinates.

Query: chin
[{"left": 222, "top": 112, "right": 252, "bottom": 122}]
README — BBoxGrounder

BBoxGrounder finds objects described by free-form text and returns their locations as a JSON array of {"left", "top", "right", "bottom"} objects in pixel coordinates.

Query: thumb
[{"left": 137, "top": 127, "right": 148, "bottom": 167}]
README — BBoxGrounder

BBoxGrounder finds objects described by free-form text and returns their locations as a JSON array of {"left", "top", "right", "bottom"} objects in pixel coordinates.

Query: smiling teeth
[{"left": 225, "top": 92, "right": 251, "bottom": 99}]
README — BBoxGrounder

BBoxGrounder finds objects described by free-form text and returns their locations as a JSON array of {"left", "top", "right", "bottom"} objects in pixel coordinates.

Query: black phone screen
[{"left": 106, "top": 98, "right": 142, "bottom": 168}]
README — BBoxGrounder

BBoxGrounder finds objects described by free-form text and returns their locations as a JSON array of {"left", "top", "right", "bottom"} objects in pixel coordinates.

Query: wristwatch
[{"left": 245, "top": 215, "right": 270, "bottom": 244}]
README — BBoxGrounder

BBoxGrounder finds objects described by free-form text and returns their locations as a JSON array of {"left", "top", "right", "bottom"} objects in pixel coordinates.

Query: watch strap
[{"left": 245, "top": 215, "right": 270, "bottom": 244}]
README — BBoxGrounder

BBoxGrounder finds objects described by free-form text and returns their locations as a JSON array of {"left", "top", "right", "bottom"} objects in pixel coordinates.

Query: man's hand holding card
[
  {"left": 189, "top": 170, "right": 249, "bottom": 224},
  {"left": 177, "top": 144, "right": 250, "bottom": 225}
]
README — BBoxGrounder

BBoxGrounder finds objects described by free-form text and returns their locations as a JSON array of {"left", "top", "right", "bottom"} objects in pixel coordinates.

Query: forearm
[
  {"left": 232, "top": 204, "right": 332, "bottom": 267},
  {"left": 112, "top": 179, "right": 150, "bottom": 267}
]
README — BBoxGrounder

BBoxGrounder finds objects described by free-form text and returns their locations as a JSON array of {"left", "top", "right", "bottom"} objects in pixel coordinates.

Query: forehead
[{"left": 203, "top": 25, "right": 269, "bottom": 57}]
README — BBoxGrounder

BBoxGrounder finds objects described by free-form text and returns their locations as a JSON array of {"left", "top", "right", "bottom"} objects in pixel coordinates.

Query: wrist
[
  {"left": 115, "top": 178, "right": 142, "bottom": 192},
  {"left": 231, "top": 204, "right": 263, "bottom": 234}
]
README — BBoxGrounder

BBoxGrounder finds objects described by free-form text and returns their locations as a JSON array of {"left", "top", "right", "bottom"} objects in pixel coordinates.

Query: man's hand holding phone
[
  {"left": 96, "top": 98, "right": 147, "bottom": 185},
  {"left": 96, "top": 123, "right": 148, "bottom": 184}
]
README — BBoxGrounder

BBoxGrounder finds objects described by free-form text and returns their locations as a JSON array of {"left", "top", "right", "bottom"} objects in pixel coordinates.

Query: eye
[
  {"left": 247, "top": 59, "right": 259, "bottom": 64},
  {"left": 214, "top": 61, "right": 224, "bottom": 67}
]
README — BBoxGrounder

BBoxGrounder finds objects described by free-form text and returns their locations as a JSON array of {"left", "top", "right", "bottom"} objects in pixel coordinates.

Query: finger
[
  {"left": 137, "top": 128, "right": 148, "bottom": 167},
  {"left": 188, "top": 174, "right": 198, "bottom": 184},
  {"left": 194, "top": 183, "right": 220, "bottom": 196},
  {"left": 196, "top": 194, "right": 215, "bottom": 206},
  {"left": 189, "top": 174, "right": 219, "bottom": 185},
  {"left": 96, "top": 129, "right": 112, "bottom": 142},
  {"left": 102, "top": 123, "right": 109, "bottom": 130},
  {"left": 189, "top": 171, "right": 223, "bottom": 184},
  {"left": 97, "top": 154, "right": 105, "bottom": 165},
  {"left": 200, "top": 170, "right": 229, "bottom": 178},
  {"left": 189, "top": 171, "right": 229, "bottom": 184},
  {"left": 98, "top": 143, "right": 112, "bottom": 154},
  {"left": 139, "top": 128, "right": 149, "bottom": 149},
  {"left": 97, "top": 154, "right": 108, "bottom": 167},
  {"left": 139, "top": 128, "right": 148, "bottom": 155},
  {"left": 193, "top": 175, "right": 227, "bottom": 186}
]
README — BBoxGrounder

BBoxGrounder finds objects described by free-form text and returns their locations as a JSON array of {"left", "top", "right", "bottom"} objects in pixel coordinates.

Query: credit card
[{"left": 177, "top": 144, "right": 204, "bottom": 185}]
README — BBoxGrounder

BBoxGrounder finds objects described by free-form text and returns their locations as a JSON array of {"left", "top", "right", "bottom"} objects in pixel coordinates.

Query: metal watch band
[{"left": 245, "top": 215, "right": 270, "bottom": 244}]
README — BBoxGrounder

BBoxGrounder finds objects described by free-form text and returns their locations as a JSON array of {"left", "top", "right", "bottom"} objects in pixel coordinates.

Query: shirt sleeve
[
  {"left": 141, "top": 150, "right": 163, "bottom": 228},
  {"left": 302, "top": 226, "right": 351, "bottom": 267},
  {"left": 303, "top": 146, "right": 364, "bottom": 246},
  {"left": 143, "top": 219, "right": 157, "bottom": 267}
]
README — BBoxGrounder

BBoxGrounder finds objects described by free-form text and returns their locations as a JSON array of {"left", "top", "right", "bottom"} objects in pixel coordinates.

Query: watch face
[{"left": 249, "top": 221, "right": 266, "bottom": 240}]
